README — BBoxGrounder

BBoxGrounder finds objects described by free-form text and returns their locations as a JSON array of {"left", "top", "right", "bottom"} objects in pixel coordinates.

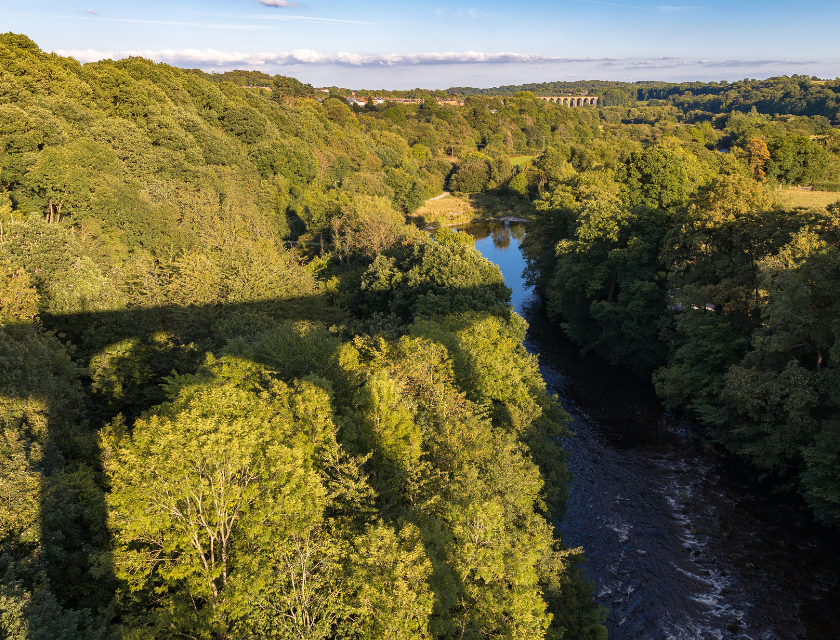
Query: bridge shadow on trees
[
  {"left": 2, "top": 292, "right": 350, "bottom": 637},
  {"left": 47, "top": 294, "right": 349, "bottom": 425},
  {"left": 1, "top": 267, "right": 610, "bottom": 639}
]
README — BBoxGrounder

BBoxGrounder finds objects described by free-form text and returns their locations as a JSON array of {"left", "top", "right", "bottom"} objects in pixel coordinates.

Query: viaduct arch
[{"left": 536, "top": 96, "right": 598, "bottom": 107}]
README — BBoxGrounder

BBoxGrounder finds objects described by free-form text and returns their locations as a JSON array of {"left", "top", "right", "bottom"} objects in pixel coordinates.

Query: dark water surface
[{"left": 457, "top": 221, "right": 840, "bottom": 640}]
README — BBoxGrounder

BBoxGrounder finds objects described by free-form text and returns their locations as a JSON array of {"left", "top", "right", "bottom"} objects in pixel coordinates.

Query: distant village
[{"left": 315, "top": 89, "right": 463, "bottom": 106}]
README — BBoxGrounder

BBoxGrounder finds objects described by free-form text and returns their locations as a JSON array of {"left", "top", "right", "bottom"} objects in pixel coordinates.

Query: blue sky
[{"left": 3, "top": 0, "right": 839, "bottom": 89}]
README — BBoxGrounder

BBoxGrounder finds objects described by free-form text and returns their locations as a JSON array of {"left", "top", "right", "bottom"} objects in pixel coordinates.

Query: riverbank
[
  {"left": 421, "top": 215, "right": 529, "bottom": 231},
  {"left": 410, "top": 192, "right": 531, "bottom": 229},
  {"left": 461, "top": 219, "right": 840, "bottom": 640}
]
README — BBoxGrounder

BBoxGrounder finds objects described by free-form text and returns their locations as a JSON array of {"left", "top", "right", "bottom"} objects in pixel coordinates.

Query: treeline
[
  {"left": 519, "top": 125, "right": 840, "bottom": 527},
  {"left": 353, "top": 88, "right": 453, "bottom": 100},
  {"left": 440, "top": 94, "right": 839, "bottom": 195},
  {"left": 0, "top": 30, "right": 466, "bottom": 257},
  {"left": 448, "top": 80, "right": 663, "bottom": 103},
  {"left": 637, "top": 75, "right": 840, "bottom": 121},
  {"left": 352, "top": 92, "right": 839, "bottom": 201},
  {"left": 0, "top": 34, "right": 607, "bottom": 639},
  {"left": 183, "top": 68, "right": 318, "bottom": 98},
  {"left": 450, "top": 76, "right": 840, "bottom": 119}
]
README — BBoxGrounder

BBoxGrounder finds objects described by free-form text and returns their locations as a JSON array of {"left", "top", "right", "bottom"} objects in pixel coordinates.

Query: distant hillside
[
  {"left": 449, "top": 76, "right": 840, "bottom": 119},
  {"left": 182, "top": 67, "right": 317, "bottom": 97},
  {"left": 448, "top": 80, "right": 661, "bottom": 98}
]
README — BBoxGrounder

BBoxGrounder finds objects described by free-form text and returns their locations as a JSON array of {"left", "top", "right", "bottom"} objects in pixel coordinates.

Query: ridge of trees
[
  {"left": 449, "top": 76, "right": 840, "bottom": 119},
  {"left": 183, "top": 68, "right": 318, "bottom": 98}
]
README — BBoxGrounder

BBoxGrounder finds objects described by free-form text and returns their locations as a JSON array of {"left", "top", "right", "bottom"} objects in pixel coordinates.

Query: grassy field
[
  {"left": 409, "top": 194, "right": 475, "bottom": 228},
  {"left": 509, "top": 155, "right": 536, "bottom": 167},
  {"left": 412, "top": 187, "right": 838, "bottom": 231},
  {"left": 776, "top": 189, "right": 840, "bottom": 209},
  {"left": 410, "top": 193, "right": 531, "bottom": 229}
]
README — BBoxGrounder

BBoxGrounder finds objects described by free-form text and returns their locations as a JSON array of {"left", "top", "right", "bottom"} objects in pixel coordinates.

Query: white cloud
[
  {"left": 454, "top": 8, "right": 498, "bottom": 19},
  {"left": 467, "top": 9, "right": 497, "bottom": 18},
  {"left": 195, "top": 11, "right": 372, "bottom": 25},
  {"left": 256, "top": 0, "right": 300, "bottom": 7},
  {"left": 55, "top": 48, "right": 620, "bottom": 67},
  {"left": 52, "top": 47, "right": 820, "bottom": 72},
  {"left": 699, "top": 59, "right": 816, "bottom": 68},
  {"left": 84, "top": 8, "right": 98, "bottom": 14}
]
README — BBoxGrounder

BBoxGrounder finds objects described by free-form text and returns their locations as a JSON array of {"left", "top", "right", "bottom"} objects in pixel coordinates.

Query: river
[{"left": 456, "top": 220, "right": 840, "bottom": 640}]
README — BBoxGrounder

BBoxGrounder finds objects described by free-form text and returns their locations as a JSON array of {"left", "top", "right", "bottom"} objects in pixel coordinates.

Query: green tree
[
  {"left": 357, "top": 230, "right": 510, "bottom": 322},
  {"left": 450, "top": 153, "right": 492, "bottom": 193},
  {"left": 538, "top": 188, "right": 671, "bottom": 369},
  {"left": 616, "top": 146, "right": 689, "bottom": 211},
  {"left": 348, "top": 522, "right": 433, "bottom": 639},
  {"left": 0, "top": 324, "right": 109, "bottom": 638},
  {"left": 714, "top": 229, "right": 840, "bottom": 523},
  {"left": 104, "top": 356, "right": 371, "bottom": 638},
  {"left": 766, "top": 134, "right": 829, "bottom": 185},
  {"left": 0, "top": 259, "right": 38, "bottom": 323},
  {"left": 330, "top": 195, "right": 420, "bottom": 261}
]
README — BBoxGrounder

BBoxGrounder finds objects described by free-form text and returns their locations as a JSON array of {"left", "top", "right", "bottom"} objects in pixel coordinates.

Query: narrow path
[{"left": 426, "top": 190, "right": 450, "bottom": 202}]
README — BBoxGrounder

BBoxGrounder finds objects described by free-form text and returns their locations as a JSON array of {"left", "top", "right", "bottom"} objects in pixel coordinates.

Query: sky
[{"left": 2, "top": 0, "right": 839, "bottom": 89}]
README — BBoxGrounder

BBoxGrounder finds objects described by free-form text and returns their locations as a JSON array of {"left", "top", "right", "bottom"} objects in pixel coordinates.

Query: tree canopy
[{"left": 0, "top": 34, "right": 606, "bottom": 640}]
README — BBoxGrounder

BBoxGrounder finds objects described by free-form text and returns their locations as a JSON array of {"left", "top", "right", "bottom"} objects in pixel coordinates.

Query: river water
[{"left": 457, "top": 220, "right": 840, "bottom": 640}]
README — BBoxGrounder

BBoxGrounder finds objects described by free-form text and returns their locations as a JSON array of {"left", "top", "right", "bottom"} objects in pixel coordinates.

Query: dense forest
[
  {"left": 182, "top": 68, "right": 319, "bottom": 99},
  {"left": 451, "top": 76, "right": 840, "bottom": 120},
  {"left": 450, "top": 80, "right": 663, "bottom": 101},
  {"left": 513, "top": 101, "right": 840, "bottom": 528},
  {"left": 2, "top": 29, "right": 840, "bottom": 639},
  {"left": 402, "top": 76, "right": 840, "bottom": 530},
  {"left": 0, "top": 33, "right": 611, "bottom": 639}
]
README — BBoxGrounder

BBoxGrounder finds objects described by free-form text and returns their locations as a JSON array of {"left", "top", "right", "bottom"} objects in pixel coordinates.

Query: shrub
[{"left": 812, "top": 181, "right": 840, "bottom": 192}]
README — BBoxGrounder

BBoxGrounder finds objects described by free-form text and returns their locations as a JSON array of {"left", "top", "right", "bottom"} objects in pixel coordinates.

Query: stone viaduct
[{"left": 536, "top": 96, "right": 598, "bottom": 107}]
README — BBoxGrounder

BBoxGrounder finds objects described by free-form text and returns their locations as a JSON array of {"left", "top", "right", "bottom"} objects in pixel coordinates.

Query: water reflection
[
  {"left": 455, "top": 221, "right": 531, "bottom": 311},
  {"left": 457, "top": 220, "right": 525, "bottom": 250}
]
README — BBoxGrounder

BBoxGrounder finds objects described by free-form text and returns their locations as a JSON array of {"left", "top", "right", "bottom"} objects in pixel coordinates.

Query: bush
[
  {"left": 812, "top": 181, "right": 840, "bottom": 192},
  {"left": 450, "top": 159, "right": 490, "bottom": 193}
]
